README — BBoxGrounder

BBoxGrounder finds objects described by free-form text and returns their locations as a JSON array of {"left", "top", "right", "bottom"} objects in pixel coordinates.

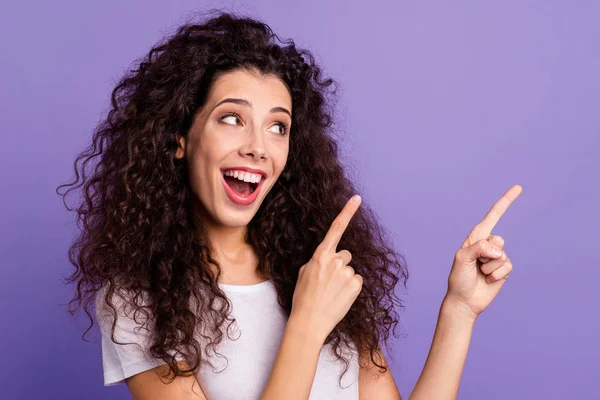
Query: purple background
[{"left": 1, "top": 1, "right": 598, "bottom": 399}]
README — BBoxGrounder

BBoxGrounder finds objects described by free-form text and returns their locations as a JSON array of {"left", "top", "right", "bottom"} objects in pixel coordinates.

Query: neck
[
  {"left": 195, "top": 201, "right": 264, "bottom": 282},
  {"left": 207, "top": 222, "right": 250, "bottom": 257}
]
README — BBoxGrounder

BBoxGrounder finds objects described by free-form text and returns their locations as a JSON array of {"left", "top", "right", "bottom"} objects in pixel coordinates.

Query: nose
[{"left": 239, "top": 124, "right": 267, "bottom": 160}]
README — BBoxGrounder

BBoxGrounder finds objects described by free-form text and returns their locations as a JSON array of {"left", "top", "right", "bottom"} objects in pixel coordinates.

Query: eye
[
  {"left": 219, "top": 112, "right": 289, "bottom": 136},
  {"left": 220, "top": 112, "right": 241, "bottom": 126},
  {"left": 270, "top": 122, "right": 290, "bottom": 136}
]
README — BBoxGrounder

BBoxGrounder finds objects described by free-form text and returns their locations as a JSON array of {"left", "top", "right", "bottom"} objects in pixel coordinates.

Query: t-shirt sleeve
[{"left": 95, "top": 286, "right": 182, "bottom": 386}]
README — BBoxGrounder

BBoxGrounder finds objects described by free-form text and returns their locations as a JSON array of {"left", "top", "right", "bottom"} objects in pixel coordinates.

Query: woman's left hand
[{"left": 445, "top": 184, "right": 523, "bottom": 320}]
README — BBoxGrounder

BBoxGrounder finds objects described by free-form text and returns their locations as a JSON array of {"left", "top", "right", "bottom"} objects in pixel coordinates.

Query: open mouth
[
  {"left": 222, "top": 175, "right": 259, "bottom": 196},
  {"left": 220, "top": 168, "right": 266, "bottom": 205}
]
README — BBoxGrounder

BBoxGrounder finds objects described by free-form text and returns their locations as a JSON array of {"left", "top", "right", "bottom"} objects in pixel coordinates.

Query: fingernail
[
  {"left": 352, "top": 195, "right": 362, "bottom": 204},
  {"left": 492, "top": 247, "right": 503, "bottom": 257}
]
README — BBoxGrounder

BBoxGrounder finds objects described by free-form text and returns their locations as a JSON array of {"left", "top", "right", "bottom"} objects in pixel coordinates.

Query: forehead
[{"left": 208, "top": 69, "right": 292, "bottom": 109}]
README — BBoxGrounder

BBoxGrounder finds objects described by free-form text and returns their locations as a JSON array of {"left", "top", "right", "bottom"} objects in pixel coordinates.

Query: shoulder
[
  {"left": 358, "top": 346, "right": 402, "bottom": 400},
  {"left": 95, "top": 283, "right": 154, "bottom": 349},
  {"left": 125, "top": 360, "right": 209, "bottom": 400}
]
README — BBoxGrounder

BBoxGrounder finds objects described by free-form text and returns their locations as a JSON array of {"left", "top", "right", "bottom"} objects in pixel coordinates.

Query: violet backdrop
[{"left": 1, "top": 1, "right": 598, "bottom": 399}]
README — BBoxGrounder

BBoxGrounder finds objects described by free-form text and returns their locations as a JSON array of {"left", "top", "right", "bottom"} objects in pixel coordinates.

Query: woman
[{"left": 58, "top": 10, "right": 522, "bottom": 400}]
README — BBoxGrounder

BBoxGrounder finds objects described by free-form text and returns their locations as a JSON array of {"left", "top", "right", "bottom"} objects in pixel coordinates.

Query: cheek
[
  {"left": 271, "top": 142, "right": 289, "bottom": 170},
  {"left": 185, "top": 148, "right": 218, "bottom": 192},
  {"left": 189, "top": 136, "right": 225, "bottom": 170}
]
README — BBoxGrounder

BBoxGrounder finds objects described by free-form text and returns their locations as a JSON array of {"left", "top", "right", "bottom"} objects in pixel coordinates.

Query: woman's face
[{"left": 176, "top": 68, "right": 292, "bottom": 228}]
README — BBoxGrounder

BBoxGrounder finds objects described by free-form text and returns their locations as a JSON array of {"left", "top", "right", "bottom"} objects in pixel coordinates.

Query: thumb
[
  {"left": 467, "top": 239, "right": 504, "bottom": 262},
  {"left": 479, "top": 235, "right": 504, "bottom": 263}
]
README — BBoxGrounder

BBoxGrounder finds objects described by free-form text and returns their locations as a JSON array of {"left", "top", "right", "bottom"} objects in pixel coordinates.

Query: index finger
[
  {"left": 468, "top": 184, "right": 523, "bottom": 242},
  {"left": 320, "top": 195, "right": 362, "bottom": 252}
]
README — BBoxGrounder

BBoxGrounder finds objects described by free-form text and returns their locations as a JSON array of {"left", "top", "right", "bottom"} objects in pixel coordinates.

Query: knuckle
[
  {"left": 316, "top": 266, "right": 327, "bottom": 280},
  {"left": 311, "top": 254, "right": 322, "bottom": 266},
  {"left": 345, "top": 265, "right": 355, "bottom": 276},
  {"left": 314, "top": 256, "right": 327, "bottom": 270},
  {"left": 455, "top": 248, "right": 466, "bottom": 261},
  {"left": 464, "top": 233, "right": 477, "bottom": 247},
  {"left": 472, "top": 226, "right": 484, "bottom": 237},
  {"left": 316, "top": 248, "right": 329, "bottom": 262},
  {"left": 338, "top": 249, "right": 352, "bottom": 262},
  {"left": 333, "top": 258, "right": 345, "bottom": 270},
  {"left": 492, "top": 264, "right": 512, "bottom": 280},
  {"left": 353, "top": 274, "right": 364, "bottom": 290}
]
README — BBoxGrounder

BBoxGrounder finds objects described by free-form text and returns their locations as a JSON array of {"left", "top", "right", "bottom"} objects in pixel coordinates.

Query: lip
[
  {"left": 220, "top": 172, "right": 265, "bottom": 206},
  {"left": 219, "top": 166, "right": 268, "bottom": 179}
]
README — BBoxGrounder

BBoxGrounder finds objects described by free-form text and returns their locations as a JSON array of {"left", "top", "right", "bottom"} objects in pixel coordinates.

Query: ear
[{"left": 175, "top": 135, "right": 186, "bottom": 159}]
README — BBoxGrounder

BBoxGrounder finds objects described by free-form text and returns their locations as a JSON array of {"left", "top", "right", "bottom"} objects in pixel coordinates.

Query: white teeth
[{"left": 223, "top": 169, "right": 263, "bottom": 184}]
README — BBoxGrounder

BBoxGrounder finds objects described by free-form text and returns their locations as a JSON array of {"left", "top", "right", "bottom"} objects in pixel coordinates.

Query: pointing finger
[
  {"left": 321, "top": 195, "right": 362, "bottom": 252},
  {"left": 462, "top": 184, "right": 522, "bottom": 247}
]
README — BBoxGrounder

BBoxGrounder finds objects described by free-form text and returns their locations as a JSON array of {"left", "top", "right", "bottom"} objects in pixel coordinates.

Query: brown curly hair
[{"left": 57, "top": 9, "right": 409, "bottom": 385}]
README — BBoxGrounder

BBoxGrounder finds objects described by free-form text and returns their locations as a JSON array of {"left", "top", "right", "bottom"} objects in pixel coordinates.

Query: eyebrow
[{"left": 211, "top": 97, "right": 292, "bottom": 118}]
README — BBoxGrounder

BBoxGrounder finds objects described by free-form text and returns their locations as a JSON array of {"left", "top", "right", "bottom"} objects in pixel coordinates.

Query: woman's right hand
[{"left": 290, "top": 195, "right": 364, "bottom": 343}]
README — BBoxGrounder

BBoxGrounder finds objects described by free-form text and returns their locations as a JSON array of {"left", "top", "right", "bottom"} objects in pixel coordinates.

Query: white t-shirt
[{"left": 96, "top": 279, "right": 359, "bottom": 399}]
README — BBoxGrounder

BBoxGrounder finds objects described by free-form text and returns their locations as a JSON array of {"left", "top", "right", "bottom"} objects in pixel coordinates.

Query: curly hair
[{"left": 57, "top": 9, "right": 409, "bottom": 386}]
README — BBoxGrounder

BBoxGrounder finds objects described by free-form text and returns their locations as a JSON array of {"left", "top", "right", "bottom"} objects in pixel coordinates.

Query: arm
[
  {"left": 408, "top": 297, "right": 477, "bottom": 400},
  {"left": 126, "top": 360, "right": 208, "bottom": 400},
  {"left": 408, "top": 186, "right": 521, "bottom": 399},
  {"left": 259, "top": 196, "right": 366, "bottom": 399},
  {"left": 111, "top": 304, "right": 321, "bottom": 400},
  {"left": 358, "top": 346, "right": 402, "bottom": 400},
  {"left": 259, "top": 313, "right": 325, "bottom": 400},
  {"left": 123, "top": 311, "right": 331, "bottom": 400},
  {"left": 357, "top": 296, "right": 475, "bottom": 400}
]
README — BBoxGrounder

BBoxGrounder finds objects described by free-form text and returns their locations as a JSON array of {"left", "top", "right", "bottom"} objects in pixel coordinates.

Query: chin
[
  {"left": 211, "top": 198, "right": 264, "bottom": 227},
  {"left": 214, "top": 211, "right": 255, "bottom": 227}
]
